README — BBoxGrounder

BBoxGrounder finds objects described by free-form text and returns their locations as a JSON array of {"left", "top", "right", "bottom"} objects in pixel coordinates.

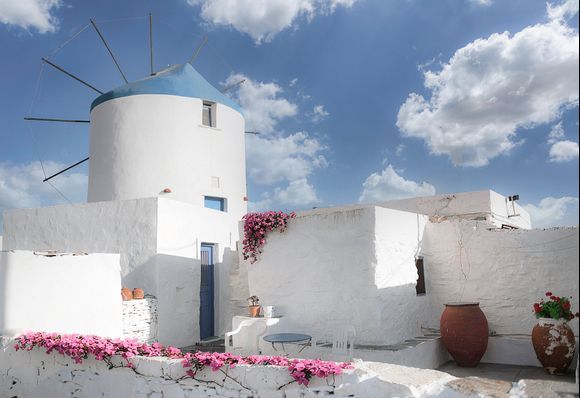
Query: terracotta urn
[
  {"left": 121, "top": 287, "right": 133, "bottom": 301},
  {"left": 440, "top": 302, "right": 488, "bottom": 367},
  {"left": 532, "top": 318, "right": 576, "bottom": 375},
  {"left": 133, "top": 288, "right": 145, "bottom": 300},
  {"left": 249, "top": 305, "right": 261, "bottom": 317}
]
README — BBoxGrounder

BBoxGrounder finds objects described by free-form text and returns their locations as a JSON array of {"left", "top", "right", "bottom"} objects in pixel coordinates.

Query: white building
[
  {"left": 0, "top": 63, "right": 577, "bottom": 370},
  {"left": 2, "top": 63, "right": 247, "bottom": 347}
]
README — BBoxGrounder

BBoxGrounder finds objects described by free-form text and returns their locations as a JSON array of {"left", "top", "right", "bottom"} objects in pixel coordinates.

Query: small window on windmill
[{"left": 202, "top": 101, "right": 216, "bottom": 127}]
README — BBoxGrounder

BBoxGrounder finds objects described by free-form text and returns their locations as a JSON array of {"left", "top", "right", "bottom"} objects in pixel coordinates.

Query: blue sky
[{"left": 0, "top": 0, "right": 578, "bottom": 229}]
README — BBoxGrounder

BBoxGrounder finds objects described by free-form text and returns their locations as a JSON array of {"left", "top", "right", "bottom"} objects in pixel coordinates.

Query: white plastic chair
[
  {"left": 224, "top": 320, "right": 267, "bottom": 355},
  {"left": 331, "top": 325, "right": 356, "bottom": 360}
]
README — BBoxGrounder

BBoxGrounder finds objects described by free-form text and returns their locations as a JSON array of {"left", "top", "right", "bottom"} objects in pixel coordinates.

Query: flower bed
[
  {"left": 14, "top": 332, "right": 350, "bottom": 388},
  {"left": 242, "top": 211, "right": 296, "bottom": 263}
]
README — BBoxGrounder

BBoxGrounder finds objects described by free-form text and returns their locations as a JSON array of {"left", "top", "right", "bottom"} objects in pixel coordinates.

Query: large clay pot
[
  {"left": 532, "top": 318, "right": 576, "bottom": 375},
  {"left": 440, "top": 302, "right": 488, "bottom": 367}
]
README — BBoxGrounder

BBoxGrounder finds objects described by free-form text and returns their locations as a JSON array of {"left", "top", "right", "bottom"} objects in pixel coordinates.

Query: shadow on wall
[{"left": 145, "top": 254, "right": 201, "bottom": 348}]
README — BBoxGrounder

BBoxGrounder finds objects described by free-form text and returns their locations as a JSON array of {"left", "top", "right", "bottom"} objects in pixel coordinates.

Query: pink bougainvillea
[
  {"left": 14, "top": 332, "right": 351, "bottom": 387},
  {"left": 242, "top": 211, "right": 296, "bottom": 263}
]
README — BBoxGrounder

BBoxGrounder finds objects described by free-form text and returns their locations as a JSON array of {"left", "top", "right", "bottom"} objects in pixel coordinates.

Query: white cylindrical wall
[{"left": 88, "top": 94, "right": 247, "bottom": 221}]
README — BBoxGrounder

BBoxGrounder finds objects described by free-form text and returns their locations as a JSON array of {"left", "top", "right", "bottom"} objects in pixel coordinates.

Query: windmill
[{"left": 24, "top": 14, "right": 249, "bottom": 219}]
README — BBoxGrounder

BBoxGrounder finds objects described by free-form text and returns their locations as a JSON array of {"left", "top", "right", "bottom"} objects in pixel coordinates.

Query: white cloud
[
  {"left": 0, "top": 0, "right": 61, "bottom": 33},
  {"left": 310, "top": 104, "right": 329, "bottom": 122},
  {"left": 274, "top": 178, "right": 319, "bottom": 206},
  {"left": 396, "top": 11, "right": 579, "bottom": 167},
  {"left": 289, "top": 78, "right": 299, "bottom": 87},
  {"left": 549, "top": 140, "right": 580, "bottom": 162},
  {"left": 359, "top": 164, "right": 436, "bottom": 203},
  {"left": 547, "top": 0, "right": 579, "bottom": 22},
  {"left": 395, "top": 144, "right": 405, "bottom": 157},
  {"left": 188, "top": 0, "right": 358, "bottom": 44},
  {"left": 226, "top": 73, "right": 297, "bottom": 134},
  {"left": 523, "top": 196, "right": 579, "bottom": 228},
  {"left": 548, "top": 122, "right": 566, "bottom": 144},
  {"left": 246, "top": 132, "right": 327, "bottom": 185},
  {"left": 0, "top": 161, "right": 87, "bottom": 226}
]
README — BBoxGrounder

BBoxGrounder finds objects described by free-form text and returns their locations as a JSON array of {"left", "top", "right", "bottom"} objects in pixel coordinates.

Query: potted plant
[
  {"left": 248, "top": 295, "right": 261, "bottom": 317},
  {"left": 532, "top": 292, "right": 578, "bottom": 375}
]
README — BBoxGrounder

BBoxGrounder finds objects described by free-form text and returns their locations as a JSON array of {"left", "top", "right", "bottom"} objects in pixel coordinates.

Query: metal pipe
[
  {"left": 149, "top": 13, "right": 154, "bottom": 75},
  {"left": 41, "top": 58, "right": 104, "bottom": 94},
  {"left": 221, "top": 79, "right": 245, "bottom": 93},
  {"left": 24, "top": 117, "right": 90, "bottom": 123},
  {"left": 43, "top": 157, "right": 90, "bottom": 182},
  {"left": 189, "top": 36, "right": 208, "bottom": 65},
  {"left": 90, "top": 19, "right": 128, "bottom": 84}
]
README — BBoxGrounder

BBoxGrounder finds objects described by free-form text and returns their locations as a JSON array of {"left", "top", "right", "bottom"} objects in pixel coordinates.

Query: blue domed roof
[{"left": 90, "top": 63, "right": 242, "bottom": 113}]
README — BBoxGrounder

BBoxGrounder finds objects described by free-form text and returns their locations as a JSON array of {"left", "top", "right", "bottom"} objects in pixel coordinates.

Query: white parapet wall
[
  {"left": 0, "top": 250, "right": 122, "bottom": 338},
  {"left": 2, "top": 343, "right": 575, "bottom": 398},
  {"left": 420, "top": 221, "right": 579, "bottom": 336},
  {"left": 245, "top": 206, "right": 430, "bottom": 346}
]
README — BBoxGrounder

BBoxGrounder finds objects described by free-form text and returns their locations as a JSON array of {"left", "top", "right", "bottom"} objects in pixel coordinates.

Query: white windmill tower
[
  {"left": 29, "top": 16, "right": 248, "bottom": 222},
  {"left": 88, "top": 63, "right": 248, "bottom": 221}
]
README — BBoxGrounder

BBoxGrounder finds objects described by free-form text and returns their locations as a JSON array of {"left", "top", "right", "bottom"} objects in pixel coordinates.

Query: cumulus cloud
[
  {"left": 524, "top": 196, "right": 579, "bottom": 228},
  {"left": 549, "top": 140, "right": 579, "bottom": 162},
  {"left": 0, "top": 161, "right": 87, "bottom": 227},
  {"left": 246, "top": 133, "right": 327, "bottom": 185},
  {"left": 359, "top": 164, "right": 436, "bottom": 203},
  {"left": 226, "top": 73, "right": 297, "bottom": 134},
  {"left": 396, "top": 6, "right": 579, "bottom": 167},
  {"left": 547, "top": 0, "right": 579, "bottom": 22},
  {"left": 0, "top": 0, "right": 61, "bottom": 33},
  {"left": 274, "top": 178, "right": 319, "bottom": 206},
  {"left": 187, "top": 0, "right": 358, "bottom": 43}
]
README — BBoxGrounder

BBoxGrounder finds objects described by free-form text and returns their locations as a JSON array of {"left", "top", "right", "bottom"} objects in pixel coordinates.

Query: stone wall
[{"left": 122, "top": 296, "right": 158, "bottom": 343}]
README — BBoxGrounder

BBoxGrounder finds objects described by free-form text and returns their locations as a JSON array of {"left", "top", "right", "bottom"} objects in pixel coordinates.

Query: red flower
[
  {"left": 563, "top": 301, "right": 571, "bottom": 310},
  {"left": 545, "top": 291, "right": 553, "bottom": 297}
]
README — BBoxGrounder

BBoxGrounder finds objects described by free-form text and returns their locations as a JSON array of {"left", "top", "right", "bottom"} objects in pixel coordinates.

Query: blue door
[{"left": 200, "top": 244, "right": 215, "bottom": 340}]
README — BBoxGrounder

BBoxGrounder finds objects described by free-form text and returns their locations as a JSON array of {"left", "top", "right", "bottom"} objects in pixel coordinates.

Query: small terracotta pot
[
  {"left": 440, "top": 302, "right": 488, "bottom": 367},
  {"left": 121, "top": 287, "right": 133, "bottom": 301},
  {"left": 249, "top": 305, "right": 261, "bottom": 317},
  {"left": 532, "top": 318, "right": 576, "bottom": 375},
  {"left": 133, "top": 288, "right": 145, "bottom": 300}
]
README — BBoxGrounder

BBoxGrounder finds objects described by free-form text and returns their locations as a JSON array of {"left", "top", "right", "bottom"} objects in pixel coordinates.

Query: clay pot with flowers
[
  {"left": 531, "top": 291, "right": 578, "bottom": 375},
  {"left": 248, "top": 295, "right": 261, "bottom": 317}
]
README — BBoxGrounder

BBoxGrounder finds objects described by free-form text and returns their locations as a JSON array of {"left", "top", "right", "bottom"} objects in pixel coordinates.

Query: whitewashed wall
[
  {"left": 3, "top": 197, "right": 240, "bottom": 347},
  {"left": 420, "top": 221, "right": 580, "bottom": 336},
  {"left": 245, "top": 206, "right": 430, "bottom": 345},
  {"left": 2, "top": 199, "right": 159, "bottom": 292},
  {"left": 157, "top": 198, "right": 241, "bottom": 338},
  {"left": 0, "top": 251, "right": 122, "bottom": 337},
  {"left": 377, "top": 190, "right": 530, "bottom": 229}
]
